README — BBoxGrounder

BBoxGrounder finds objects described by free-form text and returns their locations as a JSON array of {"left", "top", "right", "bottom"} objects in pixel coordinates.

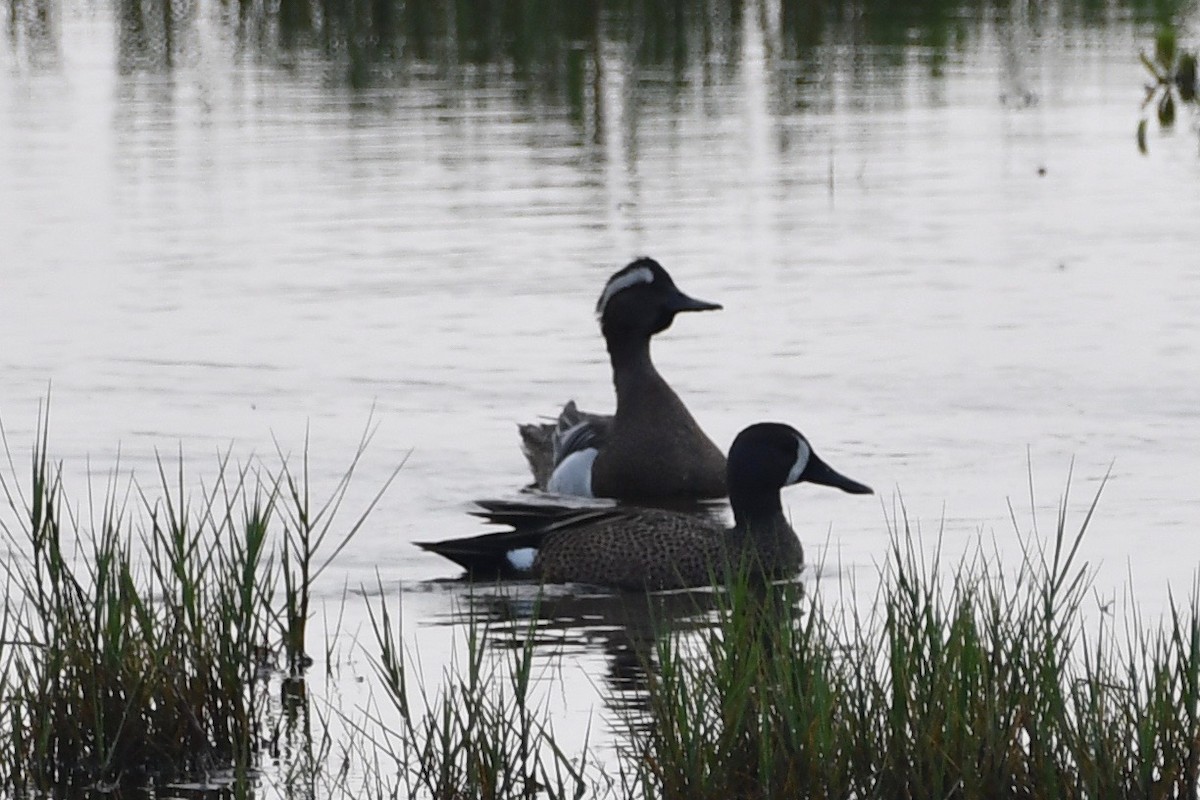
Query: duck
[
  {"left": 419, "top": 423, "right": 872, "bottom": 590},
  {"left": 519, "top": 257, "right": 726, "bottom": 502}
]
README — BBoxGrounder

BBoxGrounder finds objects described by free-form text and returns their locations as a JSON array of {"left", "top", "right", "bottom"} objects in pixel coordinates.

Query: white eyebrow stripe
[
  {"left": 596, "top": 266, "right": 654, "bottom": 316},
  {"left": 786, "top": 437, "right": 811, "bottom": 485}
]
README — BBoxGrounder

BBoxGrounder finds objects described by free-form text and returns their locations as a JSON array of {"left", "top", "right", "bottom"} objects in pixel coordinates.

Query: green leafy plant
[{"left": 1138, "top": 26, "right": 1198, "bottom": 152}]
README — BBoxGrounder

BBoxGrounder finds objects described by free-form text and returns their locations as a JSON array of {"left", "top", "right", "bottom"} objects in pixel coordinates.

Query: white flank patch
[
  {"left": 596, "top": 265, "right": 654, "bottom": 316},
  {"left": 506, "top": 547, "right": 537, "bottom": 572},
  {"left": 547, "top": 448, "right": 598, "bottom": 497},
  {"left": 786, "top": 437, "right": 812, "bottom": 485}
]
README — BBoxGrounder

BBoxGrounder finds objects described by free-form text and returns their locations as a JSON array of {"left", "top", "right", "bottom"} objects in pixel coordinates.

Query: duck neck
[
  {"left": 730, "top": 487, "right": 784, "bottom": 532},
  {"left": 729, "top": 497, "right": 801, "bottom": 573},
  {"left": 606, "top": 333, "right": 664, "bottom": 401}
]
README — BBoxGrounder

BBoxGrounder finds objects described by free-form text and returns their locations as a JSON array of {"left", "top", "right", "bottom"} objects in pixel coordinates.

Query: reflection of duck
[
  {"left": 419, "top": 423, "right": 872, "bottom": 590},
  {"left": 424, "top": 581, "right": 739, "bottom": 716},
  {"left": 519, "top": 258, "right": 726, "bottom": 502}
]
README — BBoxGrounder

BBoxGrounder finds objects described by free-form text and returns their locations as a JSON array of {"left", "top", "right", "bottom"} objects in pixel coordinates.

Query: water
[{"left": 3, "top": 0, "right": 1200, "bottom": 790}]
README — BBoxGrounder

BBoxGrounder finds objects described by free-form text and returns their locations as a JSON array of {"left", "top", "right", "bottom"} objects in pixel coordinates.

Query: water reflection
[
  {"left": 5, "top": 0, "right": 58, "bottom": 68},
  {"left": 116, "top": 0, "right": 181, "bottom": 73},
  {"left": 11, "top": 0, "right": 1192, "bottom": 93},
  {"left": 427, "top": 577, "right": 805, "bottom": 725},
  {"left": 7, "top": 0, "right": 1193, "bottom": 164},
  {"left": 430, "top": 582, "right": 704, "bottom": 703}
]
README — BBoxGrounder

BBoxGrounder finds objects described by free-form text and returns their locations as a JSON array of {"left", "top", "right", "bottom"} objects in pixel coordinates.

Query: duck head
[
  {"left": 727, "top": 422, "right": 872, "bottom": 526},
  {"left": 595, "top": 257, "right": 722, "bottom": 341}
]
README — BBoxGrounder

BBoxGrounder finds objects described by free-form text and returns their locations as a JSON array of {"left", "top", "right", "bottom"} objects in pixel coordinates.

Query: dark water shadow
[
  {"left": 423, "top": 580, "right": 712, "bottom": 703},
  {"left": 420, "top": 571, "right": 806, "bottom": 728},
  {"left": 10, "top": 0, "right": 1175, "bottom": 110}
]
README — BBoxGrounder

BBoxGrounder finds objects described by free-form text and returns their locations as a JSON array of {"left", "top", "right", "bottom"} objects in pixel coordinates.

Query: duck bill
[
  {"left": 666, "top": 289, "right": 722, "bottom": 314},
  {"left": 803, "top": 455, "right": 873, "bottom": 495}
]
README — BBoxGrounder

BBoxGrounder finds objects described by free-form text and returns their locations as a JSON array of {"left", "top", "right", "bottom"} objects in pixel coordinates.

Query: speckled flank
[{"left": 534, "top": 508, "right": 803, "bottom": 591}]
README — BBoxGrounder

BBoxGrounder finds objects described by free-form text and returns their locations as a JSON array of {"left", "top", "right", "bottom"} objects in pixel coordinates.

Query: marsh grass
[
  {"left": 0, "top": 408, "right": 398, "bottom": 795},
  {"left": 625, "top": 475, "right": 1200, "bottom": 799},
  {"left": 359, "top": 584, "right": 598, "bottom": 800},
  {"left": 338, "top": 470, "right": 1200, "bottom": 800},
  {"left": 4, "top": 405, "right": 1198, "bottom": 800}
]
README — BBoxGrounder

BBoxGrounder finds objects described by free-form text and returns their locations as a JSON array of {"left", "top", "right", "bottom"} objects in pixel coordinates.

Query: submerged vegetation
[{"left": 1, "top": 412, "right": 1199, "bottom": 798}]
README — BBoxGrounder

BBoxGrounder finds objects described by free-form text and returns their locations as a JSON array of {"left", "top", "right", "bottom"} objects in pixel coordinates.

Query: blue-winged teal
[
  {"left": 420, "top": 423, "right": 872, "bottom": 590},
  {"left": 520, "top": 257, "right": 726, "bottom": 502}
]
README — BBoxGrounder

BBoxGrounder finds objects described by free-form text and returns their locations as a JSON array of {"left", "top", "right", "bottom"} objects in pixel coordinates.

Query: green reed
[
  {"left": 8, "top": 402, "right": 1197, "bottom": 800},
  {"left": 0, "top": 408, "right": 397, "bottom": 795},
  {"left": 341, "top": 469, "right": 1200, "bottom": 800},
  {"left": 361, "top": 585, "right": 597, "bottom": 800},
  {"left": 624, "top": 475, "right": 1200, "bottom": 799}
]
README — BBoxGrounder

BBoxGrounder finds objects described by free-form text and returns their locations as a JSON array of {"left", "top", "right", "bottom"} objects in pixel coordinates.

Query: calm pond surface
[{"left": 3, "top": 0, "right": 1200, "bottom": 791}]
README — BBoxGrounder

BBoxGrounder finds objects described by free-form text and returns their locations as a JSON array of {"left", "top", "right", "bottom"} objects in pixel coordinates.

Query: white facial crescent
[{"left": 786, "top": 437, "right": 811, "bottom": 485}]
